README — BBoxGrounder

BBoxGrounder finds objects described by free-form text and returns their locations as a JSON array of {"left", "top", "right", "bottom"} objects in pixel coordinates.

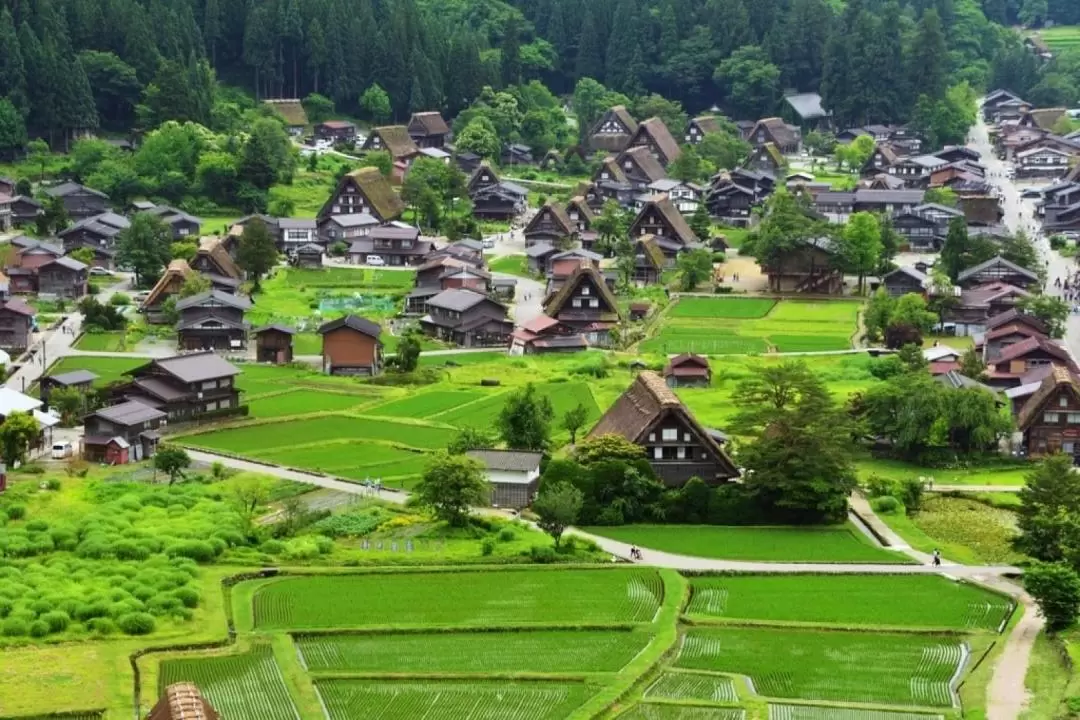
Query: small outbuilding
[
  {"left": 317, "top": 315, "right": 383, "bottom": 376},
  {"left": 294, "top": 243, "right": 324, "bottom": 268},
  {"left": 148, "top": 682, "right": 221, "bottom": 720},
  {"left": 663, "top": 354, "right": 711, "bottom": 388},
  {"left": 40, "top": 369, "right": 98, "bottom": 409},
  {"left": 466, "top": 449, "right": 543, "bottom": 509},
  {"left": 253, "top": 324, "right": 296, "bottom": 364}
]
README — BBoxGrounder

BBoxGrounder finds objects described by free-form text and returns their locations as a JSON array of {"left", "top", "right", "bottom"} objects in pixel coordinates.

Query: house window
[
  {"left": 1069, "top": 413, "right": 1080, "bottom": 424},
  {"left": 589, "top": 298, "right": 598, "bottom": 308},
  {"left": 201, "top": 380, "right": 217, "bottom": 390},
  {"left": 661, "top": 428, "right": 678, "bottom": 441},
  {"left": 648, "top": 433, "right": 655, "bottom": 441},
  {"left": 676, "top": 446, "right": 686, "bottom": 460},
  {"left": 653, "top": 447, "right": 663, "bottom": 459},
  {"left": 581, "top": 286, "right": 590, "bottom": 296},
  {"left": 683, "top": 433, "right": 691, "bottom": 442},
  {"left": 572, "top": 298, "right": 582, "bottom": 308},
  {"left": 1066, "top": 442, "right": 1076, "bottom": 454},
  {"left": 1045, "top": 412, "right": 1061, "bottom": 423}
]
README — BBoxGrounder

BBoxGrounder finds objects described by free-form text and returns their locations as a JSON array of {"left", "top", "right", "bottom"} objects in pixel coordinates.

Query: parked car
[
  {"left": 89, "top": 266, "right": 111, "bottom": 276},
  {"left": 51, "top": 442, "right": 72, "bottom": 459},
  {"left": 482, "top": 238, "right": 495, "bottom": 249},
  {"left": 367, "top": 255, "right": 386, "bottom": 266},
  {"left": 1021, "top": 187, "right": 1044, "bottom": 198}
]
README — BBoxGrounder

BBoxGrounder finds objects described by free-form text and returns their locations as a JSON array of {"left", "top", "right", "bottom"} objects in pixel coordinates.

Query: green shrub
[
  {"left": 172, "top": 587, "right": 199, "bottom": 609},
  {"left": 865, "top": 474, "right": 897, "bottom": 498},
  {"left": 282, "top": 537, "right": 320, "bottom": 560},
  {"left": 315, "top": 536, "right": 334, "bottom": 555},
  {"left": 498, "top": 527, "right": 516, "bottom": 542},
  {"left": 528, "top": 545, "right": 557, "bottom": 563},
  {"left": 41, "top": 611, "right": 70, "bottom": 633},
  {"left": 872, "top": 496, "right": 901, "bottom": 514},
  {"left": 28, "top": 619, "right": 49, "bottom": 637},
  {"left": 5, "top": 504, "right": 26, "bottom": 520},
  {"left": 166, "top": 540, "right": 218, "bottom": 563},
  {"left": 109, "top": 293, "right": 131, "bottom": 306},
  {"left": 2, "top": 617, "right": 28, "bottom": 636},
  {"left": 44, "top": 478, "right": 61, "bottom": 491},
  {"left": 712, "top": 251, "right": 727, "bottom": 263},
  {"left": 260, "top": 539, "right": 285, "bottom": 554},
  {"left": 88, "top": 617, "right": 117, "bottom": 635},
  {"left": 113, "top": 540, "right": 150, "bottom": 561},
  {"left": 481, "top": 538, "right": 496, "bottom": 556},
  {"left": 25, "top": 519, "right": 48, "bottom": 532},
  {"left": 117, "top": 612, "right": 156, "bottom": 635}
]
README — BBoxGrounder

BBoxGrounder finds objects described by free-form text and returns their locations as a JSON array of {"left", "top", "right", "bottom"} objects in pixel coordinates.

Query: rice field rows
[
  {"left": 644, "top": 671, "right": 739, "bottom": 704},
  {"left": 184, "top": 415, "right": 456, "bottom": 452},
  {"left": 252, "top": 570, "right": 664, "bottom": 629},
  {"left": 158, "top": 644, "right": 299, "bottom": 720},
  {"left": 685, "top": 575, "right": 1012, "bottom": 630},
  {"left": 640, "top": 300, "right": 860, "bottom": 355},
  {"left": 675, "top": 627, "right": 965, "bottom": 707},
  {"left": 295, "top": 628, "right": 652, "bottom": 673},
  {"left": 619, "top": 706, "right": 746, "bottom": 720},
  {"left": 768, "top": 706, "right": 944, "bottom": 720},
  {"left": 315, "top": 679, "right": 593, "bottom": 720}
]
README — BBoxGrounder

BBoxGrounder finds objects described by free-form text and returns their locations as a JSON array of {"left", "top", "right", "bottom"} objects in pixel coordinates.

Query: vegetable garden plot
[
  {"left": 316, "top": 679, "right": 592, "bottom": 720},
  {"left": 251, "top": 569, "right": 663, "bottom": 629},
  {"left": 675, "top": 627, "right": 965, "bottom": 707},
  {"left": 619, "top": 706, "right": 745, "bottom": 720},
  {"left": 768, "top": 705, "right": 944, "bottom": 720},
  {"left": 295, "top": 628, "right": 652, "bottom": 673},
  {"left": 686, "top": 575, "right": 1012, "bottom": 631},
  {"left": 158, "top": 644, "right": 299, "bottom": 720},
  {"left": 644, "top": 672, "right": 739, "bottom": 704}
]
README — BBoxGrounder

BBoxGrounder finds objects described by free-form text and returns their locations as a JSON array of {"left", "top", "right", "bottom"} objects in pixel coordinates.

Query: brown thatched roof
[
  {"left": 753, "top": 117, "right": 799, "bottom": 149},
  {"left": 526, "top": 201, "right": 575, "bottom": 236},
  {"left": 195, "top": 236, "right": 241, "bottom": 280},
  {"left": 320, "top": 168, "right": 405, "bottom": 222},
  {"left": 586, "top": 371, "right": 738, "bottom": 477},
  {"left": 1018, "top": 366, "right": 1080, "bottom": 431},
  {"left": 631, "top": 195, "right": 697, "bottom": 246},
  {"left": 632, "top": 117, "right": 682, "bottom": 165},
  {"left": 263, "top": 99, "right": 308, "bottom": 127},
  {"left": 594, "top": 156, "right": 629, "bottom": 185},
  {"left": 148, "top": 683, "right": 220, "bottom": 720},
  {"left": 409, "top": 111, "right": 451, "bottom": 136},
  {"left": 637, "top": 234, "right": 666, "bottom": 270},
  {"left": 370, "top": 125, "right": 420, "bottom": 159},
  {"left": 543, "top": 264, "right": 620, "bottom": 322},
  {"left": 692, "top": 116, "right": 723, "bottom": 134},
  {"left": 621, "top": 146, "right": 667, "bottom": 183},
  {"left": 141, "top": 258, "right": 192, "bottom": 310},
  {"left": 566, "top": 196, "right": 595, "bottom": 223}
]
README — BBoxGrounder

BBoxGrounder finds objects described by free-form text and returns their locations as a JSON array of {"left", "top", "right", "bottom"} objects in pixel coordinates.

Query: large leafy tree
[
  {"left": 533, "top": 482, "right": 583, "bottom": 548},
  {"left": 117, "top": 213, "right": 171, "bottom": 287},
  {"left": 237, "top": 218, "right": 278, "bottom": 289},
  {"left": 415, "top": 453, "right": 489, "bottom": 527},
  {"left": 498, "top": 383, "right": 554, "bottom": 451},
  {"left": 1017, "top": 455, "right": 1080, "bottom": 566},
  {"left": 714, "top": 45, "right": 781, "bottom": 119}
]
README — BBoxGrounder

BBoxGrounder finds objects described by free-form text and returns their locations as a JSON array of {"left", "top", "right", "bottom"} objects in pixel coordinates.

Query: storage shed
[{"left": 466, "top": 449, "right": 543, "bottom": 509}]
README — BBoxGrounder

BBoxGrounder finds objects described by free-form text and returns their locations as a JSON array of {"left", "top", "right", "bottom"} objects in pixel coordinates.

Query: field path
[{"left": 975, "top": 575, "right": 1042, "bottom": 720}]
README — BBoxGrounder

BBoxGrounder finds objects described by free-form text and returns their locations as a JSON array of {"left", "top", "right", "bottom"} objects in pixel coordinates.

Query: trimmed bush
[
  {"left": 173, "top": 587, "right": 199, "bottom": 609},
  {"left": 5, "top": 504, "right": 26, "bottom": 520},
  {"left": 117, "top": 612, "right": 156, "bottom": 635},
  {"left": 41, "top": 610, "right": 70, "bottom": 633},
  {"left": 88, "top": 617, "right": 117, "bottom": 635},
  {"left": 2, "top": 617, "right": 28, "bottom": 636},
  {"left": 166, "top": 540, "right": 218, "bottom": 563},
  {"left": 28, "top": 619, "right": 49, "bottom": 637}
]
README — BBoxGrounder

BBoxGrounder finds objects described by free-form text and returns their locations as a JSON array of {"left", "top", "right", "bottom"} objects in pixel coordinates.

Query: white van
[
  {"left": 367, "top": 255, "right": 386, "bottom": 266},
  {"left": 51, "top": 442, "right": 72, "bottom": 459}
]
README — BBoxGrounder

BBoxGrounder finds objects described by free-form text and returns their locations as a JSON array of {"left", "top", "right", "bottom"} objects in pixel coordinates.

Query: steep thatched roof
[
  {"left": 543, "top": 264, "right": 620, "bottom": 322},
  {"left": 141, "top": 258, "right": 192, "bottom": 310},
  {"left": 1018, "top": 366, "right": 1080, "bottom": 431},
  {"left": 319, "top": 167, "right": 405, "bottom": 222},
  {"left": 263, "top": 99, "right": 308, "bottom": 127},
  {"left": 369, "top": 125, "right": 420, "bottom": 159},
  {"left": 148, "top": 683, "right": 220, "bottom": 720}
]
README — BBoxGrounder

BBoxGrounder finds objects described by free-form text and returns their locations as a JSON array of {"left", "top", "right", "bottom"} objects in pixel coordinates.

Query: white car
[
  {"left": 482, "top": 238, "right": 495, "bottom": 249},
  {"left": 89, "top": 266, "right": 111, "bottom": 276},
  {"left": 366, "top": 255, "right": 386, "bottom": 266}
]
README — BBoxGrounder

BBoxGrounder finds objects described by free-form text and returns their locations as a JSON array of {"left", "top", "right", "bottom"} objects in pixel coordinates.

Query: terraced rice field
[
  {"left": 295, "top": 628, "right": 652, "bottom": 673},
  {"left": 644, "top": 671, "right": 739, "bottom": 703},
  {"left": 255, "top": 441, "right": 432, "bottom": 481},
  {"left": 245, "top": 390, "right": 370, "bottom": 417},
  {"left": 158, "top": 644, "right": 299, "bottom": 720},
  {"left": 252, "top": 569, "right": 664, "bottom": 629},
  {"left": 768, "top": 705, "right": 944, "bottom": 720},
  {"left": 434, "top": 381, "right": 600, "bottom": 428},
  {"left": 184, "top": 415, "right": 455, "bottom": 452},
  {"left": 620, "top": 706, "right": 745, "bottom": 720},
  {"left": 675, "top": 627, "right": 965, "bottom": 707},
  {"left": 316, "top": 679, "right": 593, "bottom": 720},
  {"left": 1030, "top": 27, "right": 1080, "bottom": 53},
  {"left": 365, "top": 390, "right": 486, "bottom": 418},
  {"left": 685, "top": 575, "right": 1012, "bottom": 630},
  {"left": 583, "top": 524, "right": 899, "bottom": 563},
  {"left": 640, "top": 300, "right": 860, "bottom": 355}
]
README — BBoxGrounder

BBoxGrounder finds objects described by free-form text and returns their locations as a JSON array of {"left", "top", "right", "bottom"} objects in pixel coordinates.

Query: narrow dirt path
[{"left": 977, "top": 575, "right": 1043, "bottom": 720}]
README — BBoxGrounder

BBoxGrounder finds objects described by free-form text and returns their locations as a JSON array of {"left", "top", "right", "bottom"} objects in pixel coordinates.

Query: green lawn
[
  {"left": 74, "top": 332, "right": 132, "bottom": 352},
  {"left": 686, "top": 574, "right": 1012, "bottom": 630},
  {"left": 856, "top": 457, "right": 1029, "bottom": 487},
  {"left": 365, "top": 390, "right": 486, "bottom": 418},
  {"left": 581, "top": 524, "right": 902, "bottom": 563},
  {"left": 295, "top": 628, "right": 652, "bottom": 672},
  {"left": 676, "top": 626, "right": 965, "bottom": 707},
  {"left": 641, "top": 299, "right": 861, "bottom": 355},
  {"left": 46, "top": 356, "right": 143, "bottom": 386},
  {"left": 250, "top": 569, "right": 663, "bottom": 629},
  {"left": 488, "top": 254, "right": 531, "bottom": 277},
  {"left": 418, "top": 351, "right": 507, "bottom": 367}
]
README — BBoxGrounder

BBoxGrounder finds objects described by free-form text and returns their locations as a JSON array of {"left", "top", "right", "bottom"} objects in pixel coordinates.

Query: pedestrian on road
[{"left": 932, "top": 549, "right": 941, "bottom": 567}]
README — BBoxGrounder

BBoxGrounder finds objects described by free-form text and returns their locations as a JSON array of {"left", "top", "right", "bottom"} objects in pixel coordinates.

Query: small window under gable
[
  {"left": 661, "top": 428, "right": 677, "bottom": 441},
  {"left": 1061, "top": 396, "right": 1069, "bottom": 407}
]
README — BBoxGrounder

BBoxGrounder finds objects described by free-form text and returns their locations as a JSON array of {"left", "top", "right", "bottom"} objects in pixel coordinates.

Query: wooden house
[
  {"left": 663, "top": 354, "right": 711, "bottom": 388},
  {"left": 629, "top": 195, "right": 698, "bottom": 247},
  {"left": 957, "top": 256, "right": 1040, "bottom": 290},
  {"left": 11, "top": 239, "right": 64, "bottom": 272},
  {"left": 525, "top": 242, "right": 559, "bottom": 275},
  {"left": 294, "top": 243, "right": 323, "bottom": 268},
  {"left": 10, "top": 195, "right": 40, "bottom": 227},
  {"left": 784, "top": 92, "right": 829, "bottom": 129},
  {"left": 1016, "top": 145, "right": 1074, "bottom": 179},
  {"left": 83, "top": 400, "right": 165, "bottom": 463},
  {"left": 510, "top": 315, "right": 588, "bottom": 355},
  {"left": 318, "top": 315, "right": 382, "bottom": 375},
  {"left": 648, "top": 179, "right": 703, "bottom": 214},
  {"left": 587, "top": 371, "right": 739, "bottom": 487},
  {"left": 1017, "top": 367, "right": 1080, "bottom": 461},
  {"left": 705, "top": 179, "right": 755, "bottom": 227},
  {"left": 253, "top": 324, "right": 295, "bottom": 364},
  {"left": 746, "top": 142, "right": 785, "bottom": 174},
  {"left": 467, "top": 165, "right": 527, "bottom": 220},
  {"left": 419, "top": 289, "right": 513, "bottom": 347},
  {"left": 140, "top": 205, "right": 201, "bottom": 240},
  {"left": 113, "top": 352, "right": 242, "bottom": 421},
  {"left": 148, "top": 683, "right": 220, "bottom": 720},
  {"left": 407, "top": 112, "right": 452, "bottom": 148},
  {"left": 175, "top": 290, "right": 251, "bottom": 351},
  {"left": 141, "top": 259, "right": 192, "bottom": 324},
  {"left": 361, "top": 125, "right": 420, "bottom": 162},
  {"left": 501, "top": 143, "right": 534, "bottom": 166},
  {"left": 633, "top": 235, "right": 665, "bottom": 285},
  {"left": 892, "top": 210, "right": 947, "bottom": 251},
  {"left": 318, "top": 213, "right": 380, "bottom": 245},
  {"left": 317, "top": 167, "right": 406, "bottom": 223},
  {"left": 466, "top": 449, "right": 543, "bottom": 508},
  {"left": 626, "top": 117, "right": 682, "bottom": 167},
  {"left": 37, "top": 257, "right": 88, "bottom": 298},
  {"left": 588, "top": 105, "right": 639, "bottom": 153},
  {"left": 542, "top": 265, "right": 621, "bottom": 347},
  {"left": 947, "top": 282, "right": 1031, "bottom": 337},
  {"left": 615, "top": 146, "right": 668, "bottom": 189},
  {"left": 263, "top": 99, "right": 308, "bottom": 135},
  {"left": 861, "top": 144, "right": 900, "bottom": 176},
  {"left": 565, "top": 196, "right": 594, "bottom": 233},
  {"left": 685, "top": 115, "right": 724, "bottom": 145},
  {"left": 762, "top": 237, "right": 842, "bottom": 294},
  {"left": 882, "top": 266, "right": 929, "bottom": 297},
  {"left": 987, "top": 335, "right": 1076, "bottom": 387},
  {"left": 40, "top": 369, "right": 97, "bottom": 410},
  {"left": 59, "top": 212, "right": 130, "bottom": 269},
  {"left": 979, "top": 320, "right": 1049, "bottom": 363},
  {"left": 315, "top": 120, "right": 357, "bottom": 144},
  {"left": 982, "top": 89, "right": 1026, "bottom": 121},
  {"left": 747, "top": 118, "right": 801, "bottom": 154},
  {"left": 43, "top": 182, "right": 109, "bottom": 220},
  {"left": 348, "top": 226, "right": 431, "bottom": 266},
  {"left": 277, "top": 218, "right": 319, "bottom": 254},
  {"left": 192, "top": 236, "right": 243, "bottom": 285},
  {"left": 524, "top": 201, "right": 576, "bottom": 248},
  {"left": 0, "top": 299, "right": 34, "bottom": 350}
]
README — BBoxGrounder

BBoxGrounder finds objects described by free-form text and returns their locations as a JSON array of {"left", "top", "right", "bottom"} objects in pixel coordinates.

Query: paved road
[{"left": 930, "top": 484, "right": 1023, "bottom": 493}]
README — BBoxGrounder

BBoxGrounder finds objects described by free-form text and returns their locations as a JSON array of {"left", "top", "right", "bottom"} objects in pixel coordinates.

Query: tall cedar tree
[{"left": 237, "top": 218, "right": 279, "bottom": 289}]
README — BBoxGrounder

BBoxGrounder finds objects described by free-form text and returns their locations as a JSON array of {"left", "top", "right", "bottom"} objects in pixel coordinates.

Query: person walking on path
[{"left": 932, "top": 549, "right": 941, "bottom": 567}]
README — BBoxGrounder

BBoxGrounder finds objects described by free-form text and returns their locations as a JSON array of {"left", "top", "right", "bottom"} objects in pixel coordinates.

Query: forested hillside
[{"left": 0, "top": 0, "right": 1059, "bottom": 152}]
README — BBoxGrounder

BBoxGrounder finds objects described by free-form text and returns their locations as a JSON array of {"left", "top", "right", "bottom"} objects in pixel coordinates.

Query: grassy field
[
  {"left": 46, "top": 356, "right": 143, "bottom": 386},
  {"left": 74, "top": 332, "right": 134, "bottom": 352},
  {"left": 882, "top": 496, "right": 1024, "bottom": 566},
  {"left": 158, "top": 644, "right": 298, "bottom": 720},
  {"left": 315, "top": 678, "right": 594, "bottom": 720},
  {"left": 582, "top": 524, "right": 901, "bottom": 563},
  {"left": 856, "top": 457, "right": 1028, "bottom": 487},
  {"left": 676, "top": 626, "right": 965, "bottom": 707},
  {"left": 295, "top": 628, "right": 652, "bottom": 672},
  {"left": 488, "top": 254, "right": 531, "bottom": 277},
  {"left": 640, "top": 299, "right": 861, "bottom": 355},
  {"left": 685, "top": 575, "right": 1012, "bottom": 630},
  {"left": 250, "top": 569, "right": 664, "bottom": 629},
  {"left": 185, "top": 415, "right": 455, "bottom": 452}
]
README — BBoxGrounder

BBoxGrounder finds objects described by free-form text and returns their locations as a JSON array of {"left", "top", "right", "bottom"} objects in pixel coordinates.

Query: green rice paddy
[
  {"left": 158, "top": 644, "right": 299, "bottom": 720},
  {"left": 675, "top": 626, "right": 965, "bottom": 707},
  {"left": 767, "top": 706, "right": 944, "bottom": 720},
  {"left": 620, "top": 706, "right": 745, "bottom": 720},
  {"left": 582, "top": 524, "right": 901, "bottom": 563},
  {"left": 644, "top": 671, "right": 739, "bottom": 704},
  {"left": 640, "top": 300, "right": 860, "bottom": 355},
  {"left": 251, "top": 569, "right": 664, "bottom": 629},
  {"left": 685, "top": 575, "right": 1011, "bottom": 630},
  {"left": 295, "top": 628, "right": 652, "bottom": 673},
  {"left": 185, "top": 415, "right": 455, "bottom": 452}
]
